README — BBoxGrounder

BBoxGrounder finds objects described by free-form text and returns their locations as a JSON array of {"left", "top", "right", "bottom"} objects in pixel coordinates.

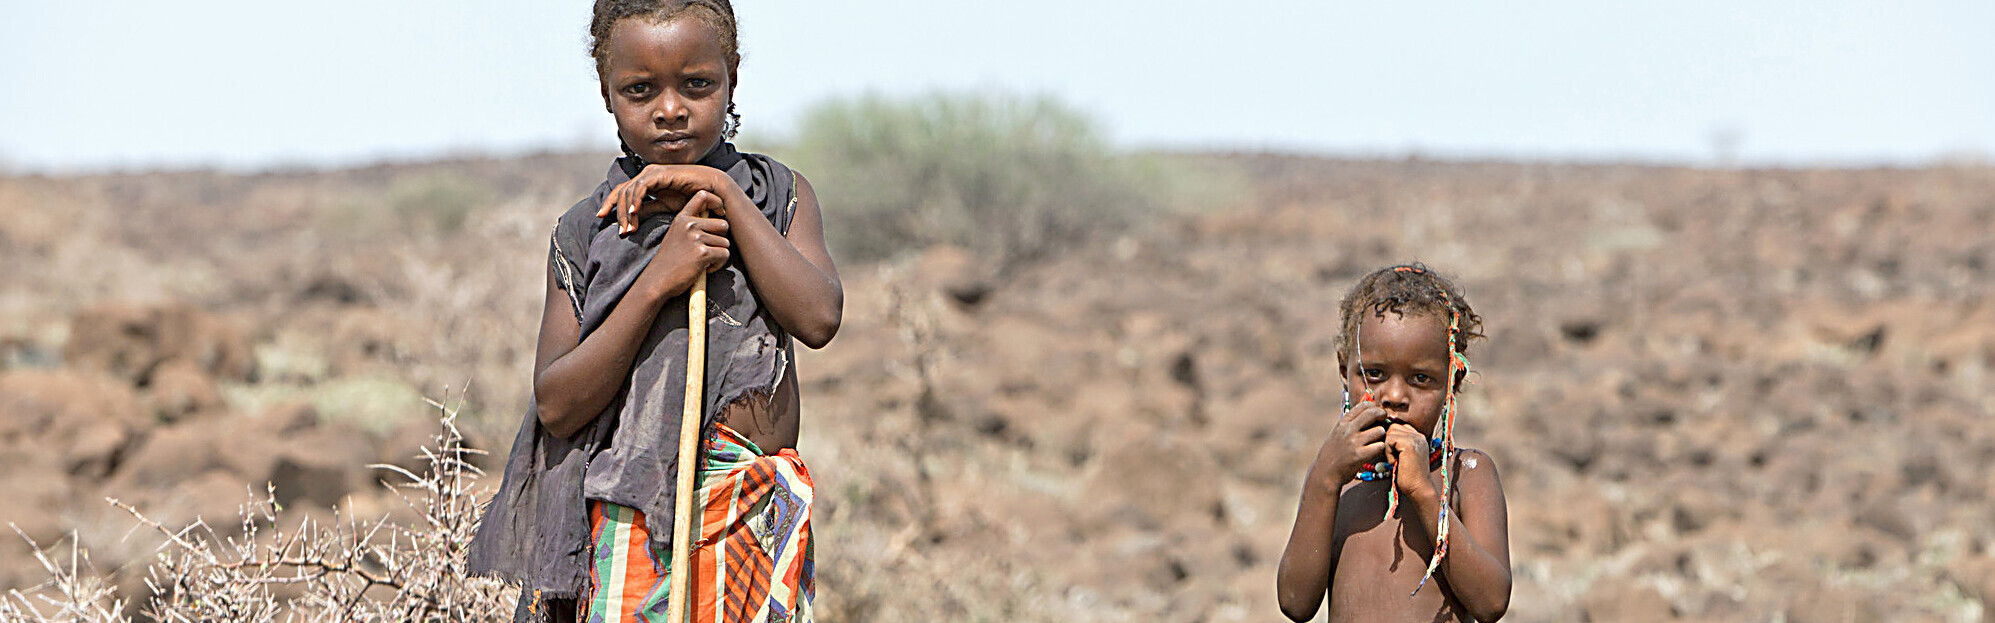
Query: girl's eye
[
  {"left": 1363, "top": 368, "right": 1385, "bottom": 381},
  {"left": 1413, "top": 373, "right": 1433, "bottom": 385},
  {"left": 687, "top": 78, "right": 711, "bottom": 89},
  {"left": 625, "top": 83, "right": 652, "bottom": 96}
]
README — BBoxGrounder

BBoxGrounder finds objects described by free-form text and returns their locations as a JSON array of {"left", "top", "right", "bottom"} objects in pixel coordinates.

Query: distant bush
[
  {"left": 319, "top": 173, "right": 489, "bottom": 239},
  {"left": 784, "top": 92, "right": 1159, "bottom": 272},
  {"left": 388, "top": 173, "right": 487, "bottom": 235}
]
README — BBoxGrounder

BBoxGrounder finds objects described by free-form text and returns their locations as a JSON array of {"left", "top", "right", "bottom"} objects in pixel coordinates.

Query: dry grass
[{"left": 1, "top": 395, "right": 515, "bottom": 623}]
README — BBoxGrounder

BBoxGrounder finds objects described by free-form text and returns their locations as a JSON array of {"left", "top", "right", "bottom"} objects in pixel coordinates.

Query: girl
[
  {"left": 471, "top": 2, "right": 841, "bottom": 622},
  {"left": 1276, "top": 263, "right": 1511, "bottom": 622}
]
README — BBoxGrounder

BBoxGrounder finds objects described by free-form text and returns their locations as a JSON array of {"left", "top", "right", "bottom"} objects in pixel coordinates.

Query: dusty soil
[{"left": 2, "top": 153, "right": 1991, "bottom": 622}]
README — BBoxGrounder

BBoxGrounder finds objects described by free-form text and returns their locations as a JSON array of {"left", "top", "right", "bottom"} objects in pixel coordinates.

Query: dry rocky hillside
[{"left": 1, "top": 153, "right": 1991, "bottom": 622}]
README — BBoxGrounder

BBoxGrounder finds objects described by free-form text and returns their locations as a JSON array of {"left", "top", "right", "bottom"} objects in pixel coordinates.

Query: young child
[
  {"left": 471, "top": 1, "right": 843, "bottom": 622},
  {"left": 1276, "top": 263, "right": 1510, "bottom": 622}
]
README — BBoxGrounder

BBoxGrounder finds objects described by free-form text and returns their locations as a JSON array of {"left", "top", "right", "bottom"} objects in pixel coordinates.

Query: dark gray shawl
[{"left": 469, "top": 143, "right": 797, "bottom": 619}]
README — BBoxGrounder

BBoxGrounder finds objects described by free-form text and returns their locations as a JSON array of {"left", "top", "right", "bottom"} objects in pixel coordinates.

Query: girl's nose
[{"left": 654, "top": 95, "right": 686, "bottom": 125}]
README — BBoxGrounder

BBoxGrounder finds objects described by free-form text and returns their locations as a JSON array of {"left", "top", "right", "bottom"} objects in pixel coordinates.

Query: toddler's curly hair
[{"left": 1337, "top": 262, "right": 1484, "bottom": 389}]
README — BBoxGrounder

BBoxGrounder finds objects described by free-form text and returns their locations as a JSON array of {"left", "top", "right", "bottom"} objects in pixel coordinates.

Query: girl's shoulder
[
  {"left": 735, "top": 148, "right": 797, "bottom": 172},
  {"left": 739, "top": 150, "right": 802, "bottom": 191}
]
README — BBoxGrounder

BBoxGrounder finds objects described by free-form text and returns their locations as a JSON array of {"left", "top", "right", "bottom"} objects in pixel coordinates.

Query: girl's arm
[
  {"left": 1393, "top": 439, "right": 1512, "bottom": 622},
  {"left": 601, "top": 166, "right": 843, "bottom": 348},
  {"left": 713, "top": 171, "right": 842, "bottom": 348},
  {"left": 532, "top": 206, "right": 733, "bottom": 439}
]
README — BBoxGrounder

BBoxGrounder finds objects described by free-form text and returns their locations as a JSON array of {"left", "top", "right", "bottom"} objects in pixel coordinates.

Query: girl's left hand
[
  {"left": 598, "top": 164, "right": 745, "bottom": 235},
  {"left": 1384, "top": 423, "right": 1439, "bottom": 500}
]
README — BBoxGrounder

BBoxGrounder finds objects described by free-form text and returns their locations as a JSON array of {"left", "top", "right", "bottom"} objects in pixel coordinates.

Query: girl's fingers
[
  {"left": 612, "top": 187, "right": 630, "bottom": 233},
  {"left": 625, "top": 185, "right": 643, "bottom": 233},
  {"left": 627, "top": 191, "right": 643, "bottom": 232},
  {"left": 696, "top": 232, "right": 731, "bottom": 248},
  {"left": 1358, "top": 441, "right": 1387, "bottom": 460},
  {"left": 690, "top": 216, "right": 730, "bottom": 235},
  {"left": 616, "top": 195, "right": 628, "bottom": 233},
  {"left": 685, "top": 190, "right": 720, "bottom": 218},
  {"left": 597, "top": 182, "right": 622, "bottom": 218}
]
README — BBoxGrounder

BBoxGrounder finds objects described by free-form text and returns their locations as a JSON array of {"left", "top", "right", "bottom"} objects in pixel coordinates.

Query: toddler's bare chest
[{"left": 1327, "top": 484, "right": 1465, "bottom": 622}]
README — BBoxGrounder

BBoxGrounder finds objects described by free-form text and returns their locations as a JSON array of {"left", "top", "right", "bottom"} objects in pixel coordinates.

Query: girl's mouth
[{"left": 654, "top": 135, "right": 696, "bottom": 151}]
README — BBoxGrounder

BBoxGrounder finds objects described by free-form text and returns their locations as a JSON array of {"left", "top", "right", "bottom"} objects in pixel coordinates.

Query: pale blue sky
[{"left": 3, "top": 0, "right": 1990, "bottom": 172}]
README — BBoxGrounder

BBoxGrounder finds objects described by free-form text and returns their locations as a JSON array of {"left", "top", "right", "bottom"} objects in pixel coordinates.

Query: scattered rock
[
  {"left": 909, "top": 245, "right": 996, "bottom": 309},
  {"left": 145, "top": 358, "right": 225, "bottom": 421},
  {"left": 63, "top": 302, "right": 254, "bottom": 385},
  {"left": 1579, "top": 578, "right": 1674, "bottom": 623},
  {"left": 0, "top": 370, "right": 144, "bottom": 481}
]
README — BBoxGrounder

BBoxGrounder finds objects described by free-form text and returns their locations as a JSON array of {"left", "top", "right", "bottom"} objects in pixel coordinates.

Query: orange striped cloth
[{"left": 586, "top": 423, "right": 814, "bottom": 623}]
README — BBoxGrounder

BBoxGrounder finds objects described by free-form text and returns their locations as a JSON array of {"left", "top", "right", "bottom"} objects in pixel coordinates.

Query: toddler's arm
[
  {"left": 1401, "top": 447, "right": 1511, "bottom": 622},
  {"left": 1277, "top": 402, "right": 1390, "bottom": 621}
]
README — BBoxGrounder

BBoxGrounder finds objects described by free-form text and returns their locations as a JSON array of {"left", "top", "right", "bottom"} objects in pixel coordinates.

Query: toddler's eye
[
  {"left": 625, "top": 83, "right": 652, "bottom": 96},
  {"left": 1363, "top": 368, "right": 1385, "bottom": 381},
  {"left": 1413, "top": 373, "right": 1433, "bottom": 385}
]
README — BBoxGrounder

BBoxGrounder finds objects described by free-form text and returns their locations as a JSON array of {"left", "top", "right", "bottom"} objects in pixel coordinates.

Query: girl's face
[
  {"left": 600, "top": 16, "right": 733, "bottom": 165},
  {"left": 1341, "top": 311, "right": 1452, "bottom": 436}
]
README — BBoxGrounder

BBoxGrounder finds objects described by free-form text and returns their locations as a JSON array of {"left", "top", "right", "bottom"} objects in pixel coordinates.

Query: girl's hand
[
  {"left": 1385, "top": 422, "right": 1440, "bottom": 501},
  {"left": 1308, "top": 400, "right": 1389, "bottom": 494},
  {"left": 641, "top": 190, "right": 731, "bottom": 298},
  {"left": 599, "top": 164, "right": 744, "bottom": 235}
]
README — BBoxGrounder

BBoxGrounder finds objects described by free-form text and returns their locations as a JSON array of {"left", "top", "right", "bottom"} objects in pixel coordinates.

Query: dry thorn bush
[{"left": 2, "top": 394, "right": 516, "bottom": 622}]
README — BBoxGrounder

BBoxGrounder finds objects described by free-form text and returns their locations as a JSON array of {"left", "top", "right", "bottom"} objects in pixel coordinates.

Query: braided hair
[
  {"left": 589, "top": 0, "right": 741, "bottom": 79},
  {"left": 1336, "top": 262, "right": 1484, "bottom": 596},
  {"left": 590, "top": 0, "right": 745, "bottom": 149}
]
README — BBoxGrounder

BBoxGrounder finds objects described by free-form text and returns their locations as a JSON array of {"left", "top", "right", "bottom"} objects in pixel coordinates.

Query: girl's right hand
[
  {"left": 1309, "top": 399, "right": 1389, "bottom": 494},
  {"left": 642, "top": 190, "right": 732, "bottom": 299}
]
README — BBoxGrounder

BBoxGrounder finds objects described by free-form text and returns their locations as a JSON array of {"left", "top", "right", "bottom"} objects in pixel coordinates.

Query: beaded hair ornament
[{"left": 1343, "top": 264, "right": 1473, "bottom": 596}]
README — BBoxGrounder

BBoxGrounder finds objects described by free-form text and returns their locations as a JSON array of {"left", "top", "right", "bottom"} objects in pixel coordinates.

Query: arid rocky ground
[{"left": 2, "top": 153, "right": 1991, "bottom": 621}]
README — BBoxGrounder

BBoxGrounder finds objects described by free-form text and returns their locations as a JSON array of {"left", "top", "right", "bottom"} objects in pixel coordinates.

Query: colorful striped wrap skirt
[{"left": 586, "top": 423, "right": 815, "bottom": 623}]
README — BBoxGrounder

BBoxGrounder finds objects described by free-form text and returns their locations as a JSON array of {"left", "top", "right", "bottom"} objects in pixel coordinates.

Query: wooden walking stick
[{"left": 666, "top": 247, "right": 710, "bottom": 623}]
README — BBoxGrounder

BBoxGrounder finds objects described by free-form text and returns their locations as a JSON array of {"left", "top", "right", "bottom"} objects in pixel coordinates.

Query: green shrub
[
  {"left": 783, "top": 92, "right": 1159, "bottom": 271},
  {"left": 315, "top": 172, "right": 489, "bottom": 239},
  {"left": 388, "top": 173, "right": 487, "bottom": 235}
]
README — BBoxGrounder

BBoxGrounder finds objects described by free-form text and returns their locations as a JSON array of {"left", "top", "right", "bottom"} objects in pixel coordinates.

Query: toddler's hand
[
  {"left": 1309, "top": 400, "right": 1389, "bottom": 494},
  {"left": 1384, "top": 423, "right": 1439, "bottom": 499}
]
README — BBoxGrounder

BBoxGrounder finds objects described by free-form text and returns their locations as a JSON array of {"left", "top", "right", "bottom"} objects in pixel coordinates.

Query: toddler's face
[
  {"left": 1342, "top": 311, "right": 1453, "bottom": 436},
  {"left": 600, "top": 16, "right": 733, "bottom": 165}
]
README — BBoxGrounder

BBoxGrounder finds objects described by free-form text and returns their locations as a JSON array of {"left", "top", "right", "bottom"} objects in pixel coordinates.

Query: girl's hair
[
  {"left": 588, "top": 0, "right": 741, "bottom": 79},
  {"left": 1336, "top": 262, "right": 1484, "bottom": 389}
]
